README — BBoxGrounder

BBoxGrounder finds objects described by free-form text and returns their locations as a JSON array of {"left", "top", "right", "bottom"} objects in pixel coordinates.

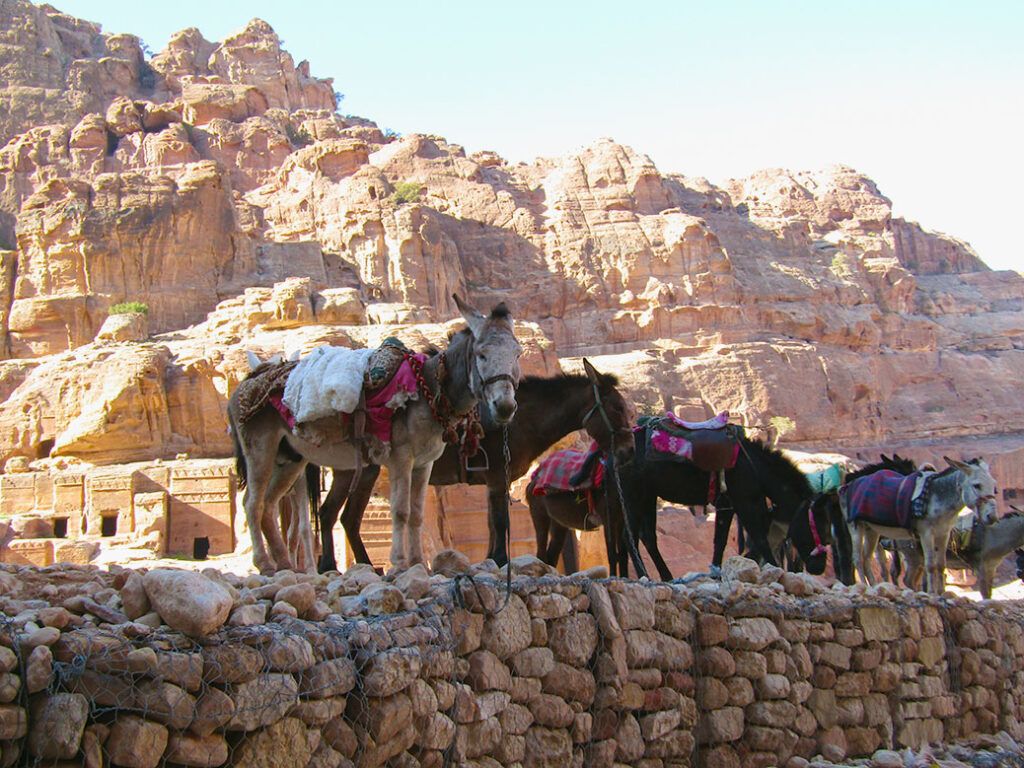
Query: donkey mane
[
  {"left": 745, "top": 438, "right": 813, "bottom": 495},
  {"left": 518, "top": 371, "right": 619, "bottom": 398},
  {"left": 847, "top": 455, "right": 916, "bottom": 482}
]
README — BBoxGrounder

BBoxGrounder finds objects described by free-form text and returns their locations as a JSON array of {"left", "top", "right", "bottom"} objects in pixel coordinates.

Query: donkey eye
[{"left": 478, "top": 353, "right": 488, "bottom": 363}]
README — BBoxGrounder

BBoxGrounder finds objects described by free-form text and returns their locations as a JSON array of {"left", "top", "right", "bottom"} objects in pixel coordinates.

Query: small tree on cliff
[{"left": 768, "top": 415, "right": 795, "bottom": 448}]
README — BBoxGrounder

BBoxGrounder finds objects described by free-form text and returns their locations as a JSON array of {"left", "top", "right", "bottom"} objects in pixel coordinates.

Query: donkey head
[
  {"left": 787, "top": 497, "right": 831, "bottom": 575},
  {"left": 455, "top": 294, "right": 522, "bottom": 424},
  {"left": 581, "top": 358, "right": 635, "bottom": 468},
  {"left": 945, "top": 456, "right": 998, "bottom": 524}
]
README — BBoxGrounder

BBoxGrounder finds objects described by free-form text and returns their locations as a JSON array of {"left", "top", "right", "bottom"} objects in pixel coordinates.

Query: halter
[
  {"left": 581, "top": 380, "right": 631, "bottom": 451},
  {"left": 466, "top": 327, "right": 520, "bottom": 402},
  {"left": 806, "top": 500, "right": 829, "bottom": 557},
  {"left": 480, "top": 373, "right": 519, "bottom": 390}
]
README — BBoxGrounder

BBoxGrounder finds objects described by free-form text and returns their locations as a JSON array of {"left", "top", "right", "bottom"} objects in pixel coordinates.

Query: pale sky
[{"left": 43, "top": 0, "right": 1024, "bottom": 273}]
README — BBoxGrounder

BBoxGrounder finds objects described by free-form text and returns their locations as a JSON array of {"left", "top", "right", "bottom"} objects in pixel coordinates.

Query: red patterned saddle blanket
[{"left": 530, "top": 443, "right": 605, "bottom": 495}]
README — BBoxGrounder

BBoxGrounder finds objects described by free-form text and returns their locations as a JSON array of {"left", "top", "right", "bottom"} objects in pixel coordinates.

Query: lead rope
[
  {"left": 585, "top": 382, "right": 645, "bottom": 576},
  {"left": 450, "top": 424, "right": 514, "bottom": 616},
  {"left": 502, "top": 423, "right": 513, "bottom": 600},
  {"left": 608, "top": 448, "right": 647, "bottom": 578}
]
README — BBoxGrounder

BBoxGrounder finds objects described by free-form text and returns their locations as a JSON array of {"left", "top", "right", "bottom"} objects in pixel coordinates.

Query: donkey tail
[
  {"left": 306, "top": 464, "right": 321, "bottom": 542},
  {"left": 229, "top": 425, "right": 248, "bottom": 490}
]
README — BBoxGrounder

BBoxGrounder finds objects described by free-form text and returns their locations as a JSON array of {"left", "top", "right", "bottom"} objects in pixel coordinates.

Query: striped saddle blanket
[
  {"left": 843, "top": 470, "right": 930, "bottom": 528},
  {"left": 530, "top": 444, "right": 604, "bottom": 495}
]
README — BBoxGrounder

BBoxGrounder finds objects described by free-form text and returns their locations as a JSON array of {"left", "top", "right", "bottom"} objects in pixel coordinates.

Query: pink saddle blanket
[{"left": 647, "top": 411, "right": 739, "bottom": 471}]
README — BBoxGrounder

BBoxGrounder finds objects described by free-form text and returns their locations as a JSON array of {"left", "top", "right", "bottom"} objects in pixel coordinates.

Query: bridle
[
  {"left": 467, "top": 327, "right": 520, "bottom": 402},
  {"left": 581, "top": 380, "right": 630, "bottom": 452}
]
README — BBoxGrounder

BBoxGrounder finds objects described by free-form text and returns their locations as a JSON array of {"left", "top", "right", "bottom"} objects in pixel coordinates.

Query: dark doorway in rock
[
  {"left": 53, "top": 517, "right": 68, "bottom": 538},
  {"left": 193, "top": 537, "right": 210, "bottom": 560},
  {"left": 101, "top": 515, "right": 117, "bottom": 537}
]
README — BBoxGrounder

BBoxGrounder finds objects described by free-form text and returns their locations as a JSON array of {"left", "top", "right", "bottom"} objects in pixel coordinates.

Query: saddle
[
  {"left": 807, "top": 463, "right": 844, "bottom": 495},
  {"left": 363, "top": 337, "right": 410, "bottom": 392},
  {"left": 530, "top": 443, "right": 605, "bottom": 495},
  {"left": 235, "top": 360, "right": 300, "bottom": 425},
  {"left": 641, "top": 412, "right": 741, "bottom": 472}
]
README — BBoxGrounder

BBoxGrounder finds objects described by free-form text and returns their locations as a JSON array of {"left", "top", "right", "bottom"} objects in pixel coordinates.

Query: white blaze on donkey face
[{"left": 456, "top": 296, "right": 521, "bottom": 424}]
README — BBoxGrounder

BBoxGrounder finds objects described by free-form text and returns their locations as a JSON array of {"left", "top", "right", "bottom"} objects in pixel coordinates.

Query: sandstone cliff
[{"left": 0, "top": 1, "right": 1021, "bottom": 507}]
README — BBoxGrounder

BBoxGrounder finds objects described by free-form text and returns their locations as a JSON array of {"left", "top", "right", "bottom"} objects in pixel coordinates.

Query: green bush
[
  {"left": 285, "top": 123, "right": 313, "bottom": 147},
  {"left": 391, "top": 181, "right": 423, "bottom": 206},
  {"left": 769, "top": 415, "right": 795, "bottom": 446},
  {"left": 109, "top": 301, "right": 149, "bottom": 316}
]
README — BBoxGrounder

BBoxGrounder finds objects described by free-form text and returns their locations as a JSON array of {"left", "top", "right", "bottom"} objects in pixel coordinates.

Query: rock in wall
[{"left": 1, "top": 557, "right": 1024, "bottom": 768}]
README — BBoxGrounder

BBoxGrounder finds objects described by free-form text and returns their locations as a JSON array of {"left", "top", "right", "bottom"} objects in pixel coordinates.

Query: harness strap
[
  {"left": 481, "top": 373, "right": 518, "bottom": 389},
  {"left": 347, "top": 389, "right": 367, "bottom": 497}
]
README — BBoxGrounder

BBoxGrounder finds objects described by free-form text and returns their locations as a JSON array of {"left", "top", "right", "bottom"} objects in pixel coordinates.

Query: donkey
[
  {"left": 888, "top": 508, "right": 1024, "bottom": 599},
  {"left": 807, "top": 453, "right": 918, "bottom": 585},
  {"left": 228, "top": 296, "right": 522, "bottom": 574},
  {"left": 841, "top": 457, "right": 998, "bottom": 594},
  {"left": 314, "top": 359, "right": 634, "bottom": 572}
]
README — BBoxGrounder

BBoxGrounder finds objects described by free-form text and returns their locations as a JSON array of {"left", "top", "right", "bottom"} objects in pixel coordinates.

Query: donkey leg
[
  {"left": 291, "top": 475, "right": 315, "bottom": 574},
  {"left": 639, "top": 511, "right": 672, "bottom": 581},
  {"left": 850, "top": 525, "right": 874, "bottom": 586},
  {"left": 932, "top": 526, "right": 953, "bottom": 594},
  {"left": 601, "top": 504, "right": 624, "bottom": 577},
  {"left": 487, "top": 485, "right": 511, "bottom": 567},
  {"left": 712, "top": 504, "right": 735, "bottom": 568},
  {"left": 339, "top": 465, "right": 381, "bottom": 570},
  {"left": 529, "top": 496, "right": 551, "bottom": 562},
  {"left": 406, "top": 464, "right": 431, "bottom": 567},
  {"left": 861, "top": 529, "right": 881, "bottom": 586},
  {"left": 918, "top": 529, "right": 936, "bottom": 594},
  {"left": 829, "top": 500, "right": 855, "bottom": 585},
  {"left": 263, "top": 462, "right": 307, "bottom": 572},
  {"left": 240, "top": 451, "right": 276, "bottom": 575},
  {"left": 317, "top": 470, "right": 347, "bottom": 573},
  {"left": 387, "top": 457, "right": 414, "bottom": 572},
  {"left": 546, "top": 524, "right": 569, "bottom": 570},
  {"left": 560, "top": 533, "right": 580, "bottom": 574},
  {"left": 875, "top": 546, "right": 891, "bottom": 582}
]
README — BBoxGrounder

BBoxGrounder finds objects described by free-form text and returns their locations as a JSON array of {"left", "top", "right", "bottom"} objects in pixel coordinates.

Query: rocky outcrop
[{"left": 0, "top": 2, "right": 1021, "bottom": 522}]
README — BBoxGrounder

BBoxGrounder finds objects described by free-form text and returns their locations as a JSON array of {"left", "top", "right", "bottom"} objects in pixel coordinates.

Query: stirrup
[{"left": 464, "top": 448, "right": 490, "bottom": 472}]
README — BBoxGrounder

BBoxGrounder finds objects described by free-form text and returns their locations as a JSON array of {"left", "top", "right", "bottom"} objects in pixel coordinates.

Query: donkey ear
[
  {"left": 944, "top": 455, "right": 969, "bottom": 471},
  {"left": 453, "top": 293, "right": 486, "bottom": 337},
  {"left": 582, "top": 358, "right": 601, "bottom": 385}
]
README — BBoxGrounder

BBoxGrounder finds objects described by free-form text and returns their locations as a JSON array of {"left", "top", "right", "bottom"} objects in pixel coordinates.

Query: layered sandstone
[{"left": 0, "top": 1, "right": 1022, "bottom": 561}]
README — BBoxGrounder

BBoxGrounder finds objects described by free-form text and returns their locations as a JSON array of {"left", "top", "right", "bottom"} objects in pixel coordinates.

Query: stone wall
[{"left": 0, "top": 557, "right": 1023, "bottom": 768}]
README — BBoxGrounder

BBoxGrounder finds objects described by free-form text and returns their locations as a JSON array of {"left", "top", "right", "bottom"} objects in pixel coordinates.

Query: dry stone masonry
[{"left": 0, "top": 555, "right": 1023, "bottom": 768}]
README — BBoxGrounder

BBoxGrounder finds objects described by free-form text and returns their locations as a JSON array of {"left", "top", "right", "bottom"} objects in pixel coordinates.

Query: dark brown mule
[{"left": 314, "top": 359, "right": 634, "bottom": 573}]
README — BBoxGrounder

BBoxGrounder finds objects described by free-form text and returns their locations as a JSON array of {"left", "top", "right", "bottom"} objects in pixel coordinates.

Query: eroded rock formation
[{"left": 0, "top": 2, "right": 1021, "bottom": 555}]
